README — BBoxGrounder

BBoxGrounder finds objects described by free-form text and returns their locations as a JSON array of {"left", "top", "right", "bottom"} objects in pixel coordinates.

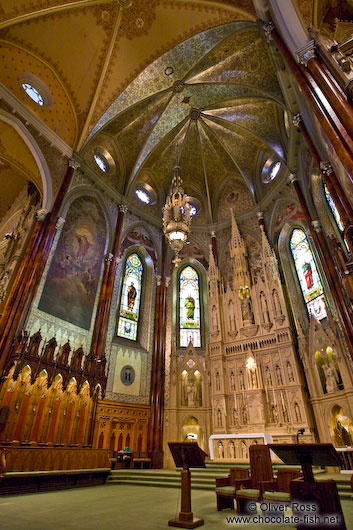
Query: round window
[
  {"left": 121, "top": 365, "right": 135, "bottom": 386},
  {"left": 94, "top": 153, "right": 108, "bottom": 173},
  {"left": 22, "top": 83, "right": 44, "bottom": 106}
]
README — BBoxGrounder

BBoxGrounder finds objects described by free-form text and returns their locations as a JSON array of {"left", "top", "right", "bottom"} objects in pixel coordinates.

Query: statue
[
  {"left": 127, "top": 282, "right": 137, "bottom": 310},
  {"left": 215, "top": 372, "right": 220, "bottom": 391},
  {"left": 260, "top": 292, "right": 270, "bottom": 323},
  {"left": 241, "top": 405, "right": 248, "bottom": 425},
  {"left": 272, "top": 289, "right": 281, "bottom": 315},
  {"left": 241, "top": 441, "right": 248, "bottom": 459},
  {"left": 216, "top": 409, "right": 222, "bottom": 427},
  {"left": 241, "top": 296, "right": 253, "bottom": 322},
  {"left": 323, "top": 363, "right": 339, "bottom": 393},
  {"left": 186, "top": 381, "right": 196, "bottom": 407},
  {"left": 228, "top": 300, "right": 235, "bottom": 331},
  {"left": 294, "top": 402, "right": 302, "bottom": 422},
  {"left": 232, "top": 408, "right": 239, "bottom": 426},
  {"left": 217, "top": 441, "right": 224, "bottom": 459},
  {"left": 230, "top": 372, "right": 235, "bottom": 390},
  {"left": 185, "top": 295, "right": 195, "bottom": 319},
  {"left": 275, "top": 365, "right": 283, "bottom": 385},
  {"left": 229, "top": 441, "right": 235, "bottom": 459},
  {"left": 334, "top": 421, "right": 352, "bottom": 447},
  {"left": 239, "top": 371, "right": 245, "bottom": 390},
  {"left": 271, "top": 405, "right": 278, "bottom": 424},
  {"left": 247, "top": 363, "right": 257, "bottom": 389},
  {"left": 287, "top": 362, "right": 294, "bottom": 382},
  {"left": 212, "top": 305, "right": 218, "bottom": 330},
  {"left": 282, "top": 404, "right": 289, "bottom": 423},
  {"left": 265, "top": 366, "right": 272, "bottom": 387}
]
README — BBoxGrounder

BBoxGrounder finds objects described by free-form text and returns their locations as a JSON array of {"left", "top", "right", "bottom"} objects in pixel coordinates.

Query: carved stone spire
[
  {"left": 260, "top": 225, "right": 280, "bottom": 282},
  {"left": 208, "top": 243, "right": 219, "bottom": 282},
  {"left": 229, "top": 208, "right": 250, "bottom": 291}
]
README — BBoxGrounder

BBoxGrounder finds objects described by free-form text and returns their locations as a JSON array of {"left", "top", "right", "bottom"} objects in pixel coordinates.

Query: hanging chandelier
[{"left": 162, "top": 166, "right": 192, "bottom": 264}]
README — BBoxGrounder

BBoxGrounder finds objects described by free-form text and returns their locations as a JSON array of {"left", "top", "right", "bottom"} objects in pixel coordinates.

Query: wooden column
[
  {"left": 270, "top": 27, "right": 353, "bottom": 186},
  {"left": 289, "top": 174, "right": 353, "bottom": 358},
  {"left": 0, "top": 159, "right": 78, "bottom": 377},
  {"left": 293, "top": 114, "right": 353, "bottom": 225},
  {"left": 149, "top": 237, "right": 168, "bottom": 468},
  {"left": 90, "top": 204, "right": 127, "bottom": 360}
]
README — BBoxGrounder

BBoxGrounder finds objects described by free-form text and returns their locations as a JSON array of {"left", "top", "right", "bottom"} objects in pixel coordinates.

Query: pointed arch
[
  {"left": 179, "top": 264, "right": 201, "bottom": 347},
  {"left": 117, "top": 252, "right": 144, "bottom": 341}
]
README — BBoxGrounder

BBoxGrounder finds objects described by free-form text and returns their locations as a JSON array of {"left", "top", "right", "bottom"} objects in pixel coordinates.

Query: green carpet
[{"left": 0, "top": 484, "right": 352, "bottom": 530}]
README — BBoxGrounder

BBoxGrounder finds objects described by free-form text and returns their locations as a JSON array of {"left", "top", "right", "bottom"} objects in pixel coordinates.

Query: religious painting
[
  {"left": 171, "top": 243, "right": 208, "bottom": 272},
  {"left": 119, "top": 227, "right": 157, "bottom": 267},
  {"left": 218, "top": 178, "right": 254, "bottom": 222},
  {"left": 290, "top": 228, "right": 327, "bottom": 321},
  {"left": 117, "top": 253, "right": 143, "bottom": 341},
  {"left": 38, "top": 197, "right": 106, "bottom": 330},
  {"left": 274, "top": 202, "right": 305, "bottom": 233},
  {"left": 179, "top": 266, "right": 201, "bottom": 347}
]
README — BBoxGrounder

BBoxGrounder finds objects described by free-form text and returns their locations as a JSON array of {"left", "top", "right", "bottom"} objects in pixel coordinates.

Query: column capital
[
  {"left": 320, "top": 161, "right": 333, "bottom": 176},
  {"left": 262, "top": 21, "right": 275, "bottom": 42},
  {"left": 296, "top": 40, "right": 316, "bottom": 66},
  {"left": 68, "top": 159, "right": 80, "bottom": 170},
  {"left": 55, "top": 217, "right": 65, "bottom": 230},
  {"left": 104, "top": 253, "right": 114, "bottom": 264},
  {"left": 118, "top": 203, "right": 128, "bottom": 214},
  {"left": 165, "top": 276, "right": 171, "bottom": 288},
  {"left": 292, "top": 114, "right": 302, "bottom": 127},
  {"left": 288, "top": 173, "right": 299, "bottom": 184},
  {"left": 36, "top": 208, "right": 48, "bottom": 221},
  {"left": 156, "top": 274, "right": 162, "bottom": 286},
  {"left": 256, "top": 211, "right": 264, "bottom": 220},
  {"left": 312, "top": 220, "right": 321, "bottom": 233},
  {"left": 210, "top": 230, "right": 216, "bottom": 238}
]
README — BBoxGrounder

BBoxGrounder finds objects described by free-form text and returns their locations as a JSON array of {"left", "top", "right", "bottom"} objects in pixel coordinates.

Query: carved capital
[
  {"left": 165, "top": 276, "right": 171, "bottom": 288},
  {"left": 296, "top": 40, "right": 316, "bottom": 67},
  {"left": 36, "top": 208, "right": 48, "bottom": 221},
  {"left": 104, "top": 252, "right": 114, "bottom": 264},
  {"left": 256, "top": 211, "right": 264, "bottom": 220},
  {"left": 292, "top": 114, "right": 302, "bottom": 127},
  {"left": 312, "top": 220, "right": 321, "bottom": 233},
  {"left": 68, "top": 159, "right": 80, "bottom": 170},
  {"left": 210, "top": 230, "right": 216, "bottom": 238},
  {"left": 320, "top": 161, "right": 333, "bottom": 176},
  {"left": 118, "top": 203, "right": 128, "bottom": 214},
  {"left": 288, "top": 173, "right": 299, "bottom": 184},
  {"left": 55, "top": 217, "right": 65, "bottom": 230},
  {"left": 156, "top": 274, "right": 162, "bottom": 286},
  {"left": 262, "top": 21, "right": 275, "bottom": 42}
]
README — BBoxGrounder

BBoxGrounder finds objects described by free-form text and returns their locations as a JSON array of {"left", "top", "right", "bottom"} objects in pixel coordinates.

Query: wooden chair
[
  {"left": 234, "top": 445, "right": 273, "bottom": 514},
  {"left": 215, "top": 467, "right": 250, "bottom": 511},
  {"left": 260, "top": 468, "right": 302, "bottom": 510},
  {"left": 132, "top": 452, "right": 151, "bottom": 469}
]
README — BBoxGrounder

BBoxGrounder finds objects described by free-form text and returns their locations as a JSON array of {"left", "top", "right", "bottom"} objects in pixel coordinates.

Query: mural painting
[
  {"left": 38, "top": 197, "right": 106, "bottom": 330},
  {"left": 119, "top": 227, "right": 157, "bottom": 266},
  {"left": 273, "top": 203, "right": 305, "bottom": 233}
]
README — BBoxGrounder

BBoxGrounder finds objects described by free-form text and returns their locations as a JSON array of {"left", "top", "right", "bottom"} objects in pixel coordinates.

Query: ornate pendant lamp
[{"left": 162, "top": 165, "right": 192, "bottom": 265}]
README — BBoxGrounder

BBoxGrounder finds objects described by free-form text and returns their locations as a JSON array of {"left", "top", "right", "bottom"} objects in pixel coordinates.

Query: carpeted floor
[{"left": 0, "top": 484, "right": 352, "bottom": 530}]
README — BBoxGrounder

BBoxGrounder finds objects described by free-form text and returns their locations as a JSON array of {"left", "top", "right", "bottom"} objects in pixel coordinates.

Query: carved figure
[
  {"left": 215, "top": 372, "right": 220, "bottom": 391},
  {"left": 218, "top": 441, "right": 224, "bottom": 459},
  {"left": 265, "top": 366, "right": 272, "bottom": 387},
  {"left": 230, "top": 372, "right": 235, "bottom": 390},
  {"left": 275, "top": 365, "right": 283, "bottom": 385},
  {"left": 241, "top": 441, "right": 248, "bottom": 459},
  {"left": 127, "top": 282, "right": 137, "bottom": 310},
  {"left": 241, "top": 405, "right": 248, "bottom": 425},
  {"left": 239, "top": 371, "right": 245, "bottom": 390},
  {"left": 271, "top": 405, "right": 278, "bottom": 424},
  {"left": 323, "top": 363, "right": 339, "bottom": 393},
  {"left": 212, "top": 305, "right": 218, "bottom": 330},
  {"left": 232, "top": 408, "right": 239, "bottom": 426},
  {"left": 229, "top": 441, "right": 235, "bottom": 459},
  {"left": 228, "top": 300, "right": 235, "bottom": 331},
  {"left": 272, "top": 289, "right": 281, "bottom": 315},
  {"left": 216, "top": 409, "right": 222, "bottom": 428},
  {"left": 241, "top": 296, "right": 253, "bottom": 322},
  {"left": 260, "top": 292, "right": 270, "bottom": 323},
  {"left": 287, "top": 362, "right": 294, "bottom": 382},
  {"left": 294, "top": 402, "right": 302, "bottom": 422},
  {"left": 186, "top": 382, "right": 196, "bottom": 407}
]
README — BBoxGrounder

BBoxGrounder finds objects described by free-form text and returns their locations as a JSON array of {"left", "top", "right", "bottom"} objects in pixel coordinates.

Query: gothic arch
[{"left": 0, "top": 109, "right": 53, "bottom": 211}]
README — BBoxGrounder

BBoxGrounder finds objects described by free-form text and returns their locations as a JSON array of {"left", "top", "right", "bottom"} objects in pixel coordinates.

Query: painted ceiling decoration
[{"left": 86, "top": 21, "right": 287, "bottom": 225}]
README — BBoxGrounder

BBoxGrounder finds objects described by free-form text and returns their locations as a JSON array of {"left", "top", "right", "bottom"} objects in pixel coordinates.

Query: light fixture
[{"left": 162, "top": 166, "right": 192, "bottom": 265}]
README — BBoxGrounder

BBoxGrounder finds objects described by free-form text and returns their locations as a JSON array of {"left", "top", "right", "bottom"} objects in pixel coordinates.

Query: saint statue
[
  {"left": 229, "top": 441, "right": 235, "bottom": 459},
  {"left": 275, "top": 365, "right": 283, "bottom": 385},
  {"left": 241, "top": 405, "right": 248, "bottom": 425},
  {"left": 271, "top": 405, "right": 278, "bottom": 424},
  {"left": 294, "top": 402, "right": 302, "bottom": 422},
  {"left": 241, "top": 441, "right": 248, "bottom": 459},
  {"left": 186, "top": 382, "right": 196, "bottom": 407},
  {"left": 241, "top": 296, "right": 253, "bottom": 322},
  {"left": 232, "top": 408, "right": 239, "bottom": 426},
  {"left": 230, "top": 372, "right": 235, "bottom": 390},
  {"left": 212, "top": 305, "right": 218, "bottom": 330},
  {"left": 216, "top": 409, "right": 222, "bottom": 427},
  {"left": 239, "top": 371, "right": 245, "bottom": 390},
  {"left": 218, "top": 441, "right": 224, "bottom": 459},
  {"left": 323, "top": 363, "right": 338, "bottom": 393},
  {"left": 287, "top": 362, "right": 294, "bottom": 382},
  {"left": 185, "top": 295, "right": 195, "bottom": 319},
  {"left": 265, "top": 367, "right": 272, "bottom": 387},
  {"left": 127, "top": 282, "right": 137, "bottom": 310},
  {"left": 215, "top": 372, "right": 220, "bottom": 391}
]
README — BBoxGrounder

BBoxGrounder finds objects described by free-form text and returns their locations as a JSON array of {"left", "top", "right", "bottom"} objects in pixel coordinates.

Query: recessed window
[
  {"left": 189, "top": 205, "right": 198, "bottom": 217},
  {"left": 262, "top": 158, "right": 283, "bottom": 184},
  {"left": 22, "top": 83, "right": 44, "bottom": 106},
  {"left": 134, "top": 182, "right": 157, "bottom": 205},
  {"left": 94, "top": 153, "right": 108, "bottom": 173},
  {"left": 184, "top": 196, "right": 201, "bottom": 217},
  {"left": 136, "top": 188, "right": 151, "bottom": 204}
]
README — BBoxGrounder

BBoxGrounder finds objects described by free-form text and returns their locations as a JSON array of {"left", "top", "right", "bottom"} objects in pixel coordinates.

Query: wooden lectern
[
  {"left": 168, "top": 442, "right": 207, "bottom": 529},
  {"left": 269, "top": 444, "right": 347, "bottom": 530}
]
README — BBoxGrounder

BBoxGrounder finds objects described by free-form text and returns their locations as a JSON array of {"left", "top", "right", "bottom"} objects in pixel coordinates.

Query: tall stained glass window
[
  {"left": 324, "top": 184, "right": 344, "bottom": 232},
  {"left": 179, "top": 266, "right": 201, "bottom": 347},
  {"left": 290, "top": 229, "right": 327, "bottom": 321},
  {"left": 117, "top": 253, "right": 143, "bottom": 341}
]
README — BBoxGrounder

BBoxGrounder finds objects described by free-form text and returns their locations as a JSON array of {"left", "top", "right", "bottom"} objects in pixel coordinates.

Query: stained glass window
[
  {"left": 290, "top": 229, "right": 327, "bottom": 321},
  {"left": 324, "top": 184, "right": 344, "bottom": 232},
  {"left": 179, "top": 265, "right": 201, "bottom": 347},
  {"left": 117, "top": 253, "right": 143, "bottom": 341}
]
